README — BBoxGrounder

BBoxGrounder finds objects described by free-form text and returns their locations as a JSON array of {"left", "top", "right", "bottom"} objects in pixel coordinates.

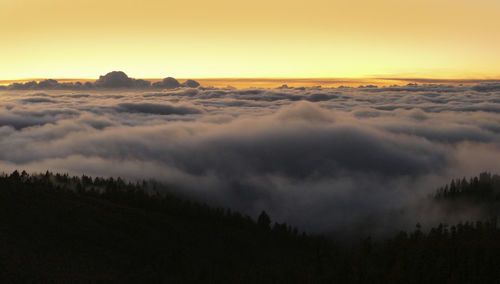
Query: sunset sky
[{"left": 1, "top": 0, "right": 499, "bottom": 79}]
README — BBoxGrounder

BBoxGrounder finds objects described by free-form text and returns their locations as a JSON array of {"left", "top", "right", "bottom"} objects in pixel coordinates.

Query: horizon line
[
  {"left": 2, "top": 76, "right": 500, "bottom": 81},
  {"left": 2, "top": 76, "right": 500, "bottom": 88}
]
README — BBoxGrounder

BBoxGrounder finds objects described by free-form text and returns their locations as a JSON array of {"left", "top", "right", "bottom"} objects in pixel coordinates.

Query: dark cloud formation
[
  {"left": 1, "top": 83, "right": 500, "bottom": 236},
  {"left": 471, "top": 83, "right": 500, "bottom": 92},
  {"left": 37, "top": 79, "right": 59, "bottom": 89},
  {"left": 183, "top": 79, "right": 201, "bottom": 88},
  {"left": 21, "top": 97, "right": 56, "bottom": 104},
  {"left": 152, "top": 77, "right": 181, "bottom": 89},
  {"left": 94, "top": 71, "right": 141, "bottom": 88},
  {"left": 4, "top": 71, "right": 200, "bottom": 90},
  {"left": 114, "top": 102, "right": 202, "bottom": 115}
]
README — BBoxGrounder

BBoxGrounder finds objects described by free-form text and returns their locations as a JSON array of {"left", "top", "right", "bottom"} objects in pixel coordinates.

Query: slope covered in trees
[
  {"left": 0, "top": 171, "right": 329, "bottom": 283},
  {"left": 433, "top": 172, "right": 500, "bottom": 218},
  {"left": 1, "top": 170, "right": 500, "bottom": 283},
  {"left": 435, "top": 172, "right": 500, "bottom": 201}
]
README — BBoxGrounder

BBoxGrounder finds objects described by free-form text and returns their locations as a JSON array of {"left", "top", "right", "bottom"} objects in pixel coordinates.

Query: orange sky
[{"left": 1, "top": 0, "right": 499, "bottom": 79}]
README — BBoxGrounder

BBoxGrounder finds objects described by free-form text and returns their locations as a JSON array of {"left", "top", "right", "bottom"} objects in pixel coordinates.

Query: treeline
[
  {"left": 0, "top": 71, "right": 200, "bottom": 90},
  {"left": 0, "top": 170, "right": 328, "bottom": 283},
  {"left": 349, "top": 218, "right": 500, "bottom": 283},
  {"left": 2, "top": 170, "right": 303, "bottom": 238},
  {"left": 434, "top": 172, "right": 500, "bottom": 202},
  {"left": 3, "top": 170, "right": 500, "bottom": 282}
]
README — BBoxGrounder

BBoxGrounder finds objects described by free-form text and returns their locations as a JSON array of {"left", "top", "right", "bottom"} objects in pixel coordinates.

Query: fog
[{"left": 1, "top": 82, "right": 500, "bottom": 235}]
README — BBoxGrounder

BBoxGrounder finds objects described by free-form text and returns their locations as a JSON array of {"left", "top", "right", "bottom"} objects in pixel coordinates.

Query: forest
[{"left": 1, "top": 170, "right": 500, "bottom": 283}]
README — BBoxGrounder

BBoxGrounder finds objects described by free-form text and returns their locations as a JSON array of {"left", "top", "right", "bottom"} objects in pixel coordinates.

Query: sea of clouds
[{"left": 2, "top": 82, "right": 500, "bottom": 236}]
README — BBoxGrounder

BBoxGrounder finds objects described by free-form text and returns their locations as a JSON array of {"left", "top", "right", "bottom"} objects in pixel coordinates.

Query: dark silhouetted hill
[
  {"left": 0, "top": 171, "right": 328, "bottom": 283},
  {"left": 3, "top": 170, "right": 500, "bottom": 283}
]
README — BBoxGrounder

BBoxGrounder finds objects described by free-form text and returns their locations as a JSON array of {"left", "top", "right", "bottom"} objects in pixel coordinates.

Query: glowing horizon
[
  {"left": 1, "top": 0, "right": 500, "bottom": 79},
  {"left": 3, "top": 76, "right": 500, "bottom": 90}
]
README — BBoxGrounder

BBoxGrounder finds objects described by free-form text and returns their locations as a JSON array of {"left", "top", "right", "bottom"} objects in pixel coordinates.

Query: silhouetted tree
[{"left": 258, "top": 211, "right": 271, "bottom": 230}]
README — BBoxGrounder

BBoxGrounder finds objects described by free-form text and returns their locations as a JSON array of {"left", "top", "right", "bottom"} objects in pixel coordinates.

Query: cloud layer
[
  {"left": 1, "top": 83, "right": 500, "bottom": 235},
  {"left": 1, "top": 71, "right": 200, "bottom": 90}
]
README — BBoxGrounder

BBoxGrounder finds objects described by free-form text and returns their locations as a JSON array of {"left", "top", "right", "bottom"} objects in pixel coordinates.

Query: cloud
[
  {"left": 94, "top": 71, "right": 135, "bottom": 88},
  {"left": 152, "top": 77, "right": 181, "bottom": 89},
  {"left": 0, "top": 105, "right": 79, "bottom": 129},
  {"left": 37, "top": 79, "right": 59, "bottom": 89},
  {"left": 63, "top": 94, "right": 90, "bottom": 98},
  {"left": 471, "top": 83, "right": 500, "bottom": 92},
  {"left": 182, "top": 79, "right": 200, "bottom": 88},
  {"left": 4, "top": 71, "right": 200, "bottom": 90},
  {"left": 1, "top": 83, "right": 500, "bottom": 236},
  {"left": 21, "top": 97, "right": 56, "bottom": 104},
  {"left": 113, "top": 102, "right": 203, "bottom": 115}
]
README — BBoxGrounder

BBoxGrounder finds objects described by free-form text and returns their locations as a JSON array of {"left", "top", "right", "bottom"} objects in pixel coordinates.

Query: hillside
[
  {"left": 2, "top": 171, "right": 500, "bottom": 283},
  {"left": 0, "top": 171, "right": 332, "bottom": 283}
]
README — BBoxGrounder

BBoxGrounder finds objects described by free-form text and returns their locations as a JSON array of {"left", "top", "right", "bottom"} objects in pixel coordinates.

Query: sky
[{"left": 1, "top": 0, "right": 500, "bottom": 79}]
